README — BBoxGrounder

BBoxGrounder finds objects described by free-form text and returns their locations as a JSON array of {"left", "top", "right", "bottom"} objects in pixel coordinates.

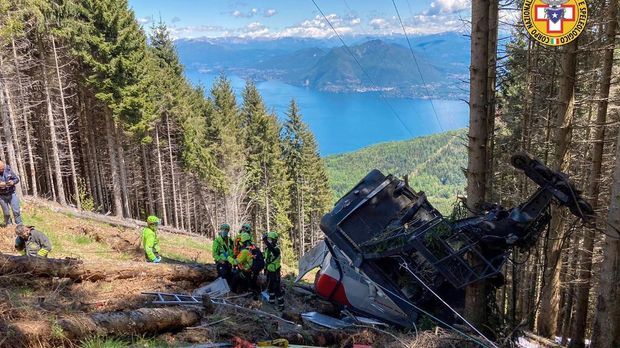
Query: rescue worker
[
  {"left": 234, "top": 223, "right": 252, "bottom": 257},
  {"left": 0, "top": 160, "right": 22, "bottom": 226},
  {"left": 229, "top": 231, "right": 263, "bottom": 299},
  {"left": 213, "top": 223, "right": 233, "bottom": 283},
  {"left": 263, "top": 231, "right": 284, "bottom": 310},
  {"left": 15, "top": 225, "right": 52, "bottom": 257},
  {"left": 142, "top": 215, "right": 161, "bottom": 263}
]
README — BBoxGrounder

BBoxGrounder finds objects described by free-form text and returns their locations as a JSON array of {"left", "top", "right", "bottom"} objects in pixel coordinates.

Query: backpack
[{"left": 249, "top": 245, "right": 265, "bottom": 273}]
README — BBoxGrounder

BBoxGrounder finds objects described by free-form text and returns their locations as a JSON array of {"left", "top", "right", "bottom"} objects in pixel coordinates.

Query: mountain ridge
[{"left": 175, "top": 33, "right": 469, "bottom": 99}]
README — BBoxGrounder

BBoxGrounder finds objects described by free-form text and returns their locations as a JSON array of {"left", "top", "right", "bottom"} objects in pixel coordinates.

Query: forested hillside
[
  {"left": 0, "top": 0, "right": 332, "bottom": 263},
  {"left": 325, "top": 129, "right": 466, "bottom": 214},
  {"left": 463, "top": 0, "right": 620, "bottom": 347}
]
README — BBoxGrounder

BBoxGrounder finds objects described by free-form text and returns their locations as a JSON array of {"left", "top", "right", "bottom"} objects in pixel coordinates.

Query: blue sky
[{"left": 128, "top": 0, "right": 473, "bottom": 39}]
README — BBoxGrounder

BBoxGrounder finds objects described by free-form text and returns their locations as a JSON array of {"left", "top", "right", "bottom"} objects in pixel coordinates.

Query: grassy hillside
[
  {"left": 324, "top": 129, "right": 467, "bottom": 215},
  {"left": 0, "top": 201, "right": 213, "bottom": 264}
]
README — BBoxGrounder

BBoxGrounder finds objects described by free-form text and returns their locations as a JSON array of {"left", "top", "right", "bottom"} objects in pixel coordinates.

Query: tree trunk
[
  {"left": 264, "top": 162, "right": 270, "bottom": 233},
  {"left": 58, "top": 307, "right": 203, "bottom": 340},
  {"left": 165, "top": 113, "right": 179, "bottom": 227},
  {"left": 464, "top": 0, "right": 491, "bottom": 329},
  {"left": 560, "top": 232, "right": 579, "bottom": 344},
  {"left": 155, "top": 125, "right": 168, "bottom": 225},
  {"left": 537, "top": 39, "right": 578, "bottom": 338},
  {"left": 11, "top": 38, "right": 36, "bottom": 197},
  {"left": 77, "top": 88, "right": 96, "bottom": 206},
  {"left": 590, "top": 127, "right": 620, "bottom": 348},
  {"left": 484, "top": 0, "right": 498, "bottom": 202},
  {"left": 0, "top": 57, "right": 26, "bottom": 198},
  {"left": 104, "top": 113, "right": 123, "bottom": 217},
  {"left": 41, "top": 55, "right": 67, "bottom": 205},
  {"left": 570, "top": 2, "right": 618, "bottom": 346},
  {"left": 114, "top": 122, "right": 130, "bottom": 217},
  {"left": 0, "top": 74, "right": 23, "bottom": 198},
  {"left": 51, "top": 36, "right": 80, "bottom": 209},
  {"left": 0, "top": 253, "right": 216, "bottom": 283},
  {"left": 141, "top": 144, "right": 154, "bottom": 214}
]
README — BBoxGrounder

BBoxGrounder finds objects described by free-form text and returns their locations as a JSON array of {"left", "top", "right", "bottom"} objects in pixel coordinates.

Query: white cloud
[
  {"left": 137, "top": 16, "right": 152, "bottom": 25},
  {"left": 168, "top": 25, "right": 228, "bottom": 39},
  {"left": 170, "top": 8, "right": 468, "bottom": 39},
  {"left": 277, "top": 14, "right": 354, "bottom": 38},
  {"left": 246, "top": 21, "right": 263, "bottom": 31},
  {"left": 428, "top": 0, "right": 470, "bottom": 14},
  {"left": 369, "top": 18, "right": 390, "bottom": 29},
  {"left": 231, "top": 7, "right": 265, "bottom": 18},
  {"left": 239, "top": 21, "right": 270, "bottom": 38},
  {"left": 366, "top": 13, "right": 468, "bottom": 36},
  {"left": 264, "top": 9, "right": 277, "bottom": 17}
]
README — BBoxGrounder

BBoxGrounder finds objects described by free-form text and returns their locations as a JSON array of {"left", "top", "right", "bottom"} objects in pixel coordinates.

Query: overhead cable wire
[
  {"left": 391, "top": 0, "right": 444, "bottom": 132},
  {"left": 311, "top": 0, "right": 414, "bottom": 137},
  {"left": 397, "top": 256, "right": 499, "bottom": 348},
  {"left": 328, "top": 250, "right": 494, "bottom": 348}
]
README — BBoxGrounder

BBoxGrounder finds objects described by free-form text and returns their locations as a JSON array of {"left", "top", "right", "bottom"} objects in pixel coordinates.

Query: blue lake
[{"left": 185, "top": 70, "right": 469, "bottom": 156}]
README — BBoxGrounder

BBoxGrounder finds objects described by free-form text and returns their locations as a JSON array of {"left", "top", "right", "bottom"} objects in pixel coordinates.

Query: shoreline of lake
[{"left": 185, "top": 70, "right": 470, "bottom": 156}]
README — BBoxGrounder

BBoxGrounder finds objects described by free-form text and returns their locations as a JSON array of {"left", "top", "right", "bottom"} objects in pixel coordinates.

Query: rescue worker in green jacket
[
  {"left": 15, "top": 225, "right": 52, "bottom": 257},
  {"left": 229, "top": 231, "right": 263, "bottom": 299},
  {"left": 213, "top": 223, "right": 234, "bottom": 283},
  {"left": 263, "top": 231, "right": 284, "bottom": 310},
  {"left": 142, "top": 215, "right": 161, "bottom": 263}
]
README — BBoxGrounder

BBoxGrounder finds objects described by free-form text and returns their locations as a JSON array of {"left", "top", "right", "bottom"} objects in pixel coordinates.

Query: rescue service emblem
[{"left": 522, "top": 0, "right": 588, "bottom": 46}]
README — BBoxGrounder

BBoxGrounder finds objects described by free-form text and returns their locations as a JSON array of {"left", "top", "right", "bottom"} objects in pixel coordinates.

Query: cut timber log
[
  {"left": 59, "top": 307, "right": 202, "bottom": 339},
  {"left": 522, "top": 331, "right": 562, "bottom": 348},
  {"left": 7, "top": 307, "right": 202, "bottom": 342},
  {"left": 0, "top": 253, "right": 216, "bottom": 282}
]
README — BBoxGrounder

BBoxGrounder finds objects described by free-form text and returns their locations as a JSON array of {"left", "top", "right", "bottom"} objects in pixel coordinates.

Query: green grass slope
[{"left": 324, "top": 129, "right": 467, "bottom": 214}]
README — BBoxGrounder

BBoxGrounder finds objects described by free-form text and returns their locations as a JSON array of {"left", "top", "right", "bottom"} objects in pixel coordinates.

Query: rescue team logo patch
[{"left": 522, "top": 0, "right": 588, "bottom": 46}]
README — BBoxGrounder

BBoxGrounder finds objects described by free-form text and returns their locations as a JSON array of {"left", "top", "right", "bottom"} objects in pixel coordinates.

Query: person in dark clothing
[
  {"left": 0, "top": 161, "right": 22, "bottom": 226},
  {"left": 263, "top": 231, "right": 284, "bottom": 310},
  {"left": 15, "top": 225, "right": 52, "bottom": 257}
]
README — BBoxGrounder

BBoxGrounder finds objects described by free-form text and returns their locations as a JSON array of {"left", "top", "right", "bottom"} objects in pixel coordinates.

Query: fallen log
[
  {"left": 522, "top": 331, "right": 562, "bottom": 348},
  {"left": 58, "top": 307, "right": 204, "bottom": 339},
  {"left": 0, "top": 253, "right": 216, "bottom": 282}
]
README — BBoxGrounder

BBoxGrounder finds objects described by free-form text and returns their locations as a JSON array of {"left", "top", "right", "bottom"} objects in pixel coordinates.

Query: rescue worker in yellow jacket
[
  {"left": 263, "top": 231, "right": 284, "bottom": 310},
  {"left": 15, "top": 225, "right": 52, "bottom": 257},
  {"left": 142, "top": 215, "right": 161, "bottom": 263},
  {"left": 229, "top": 231, "right": 264, "bottom": 299},
  {"left": 212, "top": 223, "right": 233, "bottom": 283}
]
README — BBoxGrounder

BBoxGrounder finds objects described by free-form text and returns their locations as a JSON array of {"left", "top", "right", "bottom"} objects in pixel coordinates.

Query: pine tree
[
  {"left": 282, "top": 99, "right": 331, "bottom": 255},
  {"left": 241, "top": 81, "right": 292, "bottom": 260},
  {"left": 210, "top": 76, "right": 246, "bottom": 228}
]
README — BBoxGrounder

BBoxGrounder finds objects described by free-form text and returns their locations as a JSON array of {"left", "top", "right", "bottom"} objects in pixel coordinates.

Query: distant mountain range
[{"left": 175, "top": 33, "right": 470, "bottom": 99}]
